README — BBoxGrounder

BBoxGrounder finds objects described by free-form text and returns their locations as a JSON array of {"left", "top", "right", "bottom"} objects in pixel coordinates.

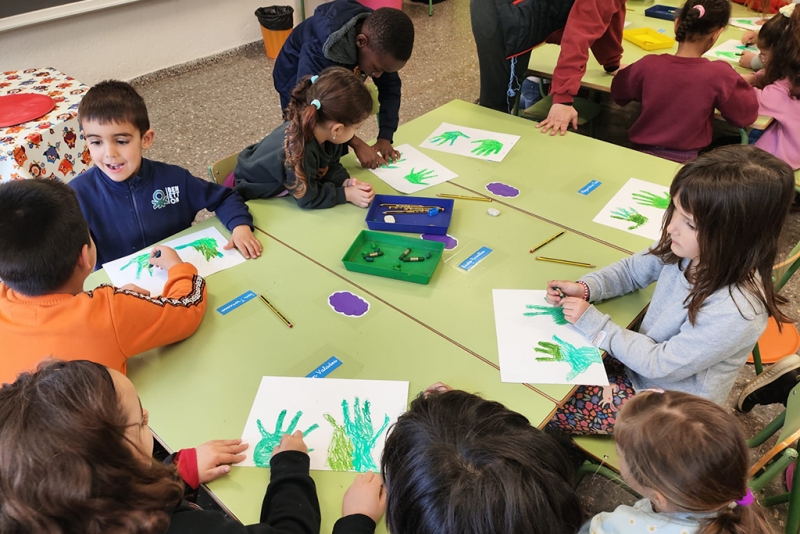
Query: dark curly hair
[
  {"left": 757, "top": 5, "right": 800, "bottom": 97},
  {"left": 78, "top": 80, "right": 150, "bottom": 136},
  {"left": 674, "top": 0, "right": 730, "bottom": 42},
  {"left": 364, "top": 7, "right": 415, "bottom": 61}
]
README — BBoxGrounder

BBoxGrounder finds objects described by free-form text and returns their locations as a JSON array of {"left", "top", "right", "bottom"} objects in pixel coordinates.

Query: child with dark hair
[
  {"left": 0, "top": 359, "right": 380, "bottom": 534},
  {"left": 546, "top": 146, "right": 795, "bottom": 434},
  {"left": 235, "top": 67, "right": 375, "bottom": 209},
  {"left": 745, "top": 3, "right": 800, "bottom": 169},
  {"left": 0, "top": 179, "right": 206, "bottom": 385},
  {"left": 70, "top": 80, "right": 262, "bottom": 266},
  {"left": 580, "top": 390, "right": 773, "bottom": 534},
  {"left": 273, "top": 0, "right": 415, "bottom": 169},
  {"left": 373, "top": 385, "right": 582, "bottom": 534},
  {"left": 611, "top": 0, "right": 758, "bottom": 162}
]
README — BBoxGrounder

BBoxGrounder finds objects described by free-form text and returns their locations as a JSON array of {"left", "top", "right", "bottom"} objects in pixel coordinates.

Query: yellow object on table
[{"left": 623, "top": 28, "right": 675, "bottom": 50}]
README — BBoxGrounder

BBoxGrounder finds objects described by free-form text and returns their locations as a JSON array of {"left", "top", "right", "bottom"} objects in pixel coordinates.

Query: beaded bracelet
[{"left": 576, "top": 280, "right": 590, "bottom": 302}]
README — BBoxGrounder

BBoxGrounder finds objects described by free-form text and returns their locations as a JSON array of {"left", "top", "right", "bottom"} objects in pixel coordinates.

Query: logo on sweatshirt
[{"left": 152, "top": 186, "right": 180, "bottom": 209}]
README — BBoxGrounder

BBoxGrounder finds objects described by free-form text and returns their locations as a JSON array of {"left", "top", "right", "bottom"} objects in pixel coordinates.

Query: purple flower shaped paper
[
  {"left": 420, "top": 233, "right": 458, "bottom": 250},
  {"left": 485, "top": 182, "right": 520, "bottom": 198},
  {"left": 328, "top": 291, "right": 370, "bottom": 318}
]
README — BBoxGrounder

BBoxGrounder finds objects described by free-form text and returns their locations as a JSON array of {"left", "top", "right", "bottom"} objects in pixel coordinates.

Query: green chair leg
[
  {"left": 428, "top": 0, "right": 433, "bottom": 16},
  {"left": 750, "top": 449, "right": 797, "bottom": 493},
  {"left": 761, "top": 492, "right": 790, "bottom": 506},
  {"left": 753, "top": 343, "right": 764, "bottom": 376},
  {"left": 739, "top": 128, "right": 749, "bottom": 145},
  {"left": 786, "top": 456, "right": 800, "bottom": 534},
  {"left": 747, "top": 410, "right": 787, "bottom": 448},
  {"left": 574, "top": 461, "right": 641, "bottom": 498}
]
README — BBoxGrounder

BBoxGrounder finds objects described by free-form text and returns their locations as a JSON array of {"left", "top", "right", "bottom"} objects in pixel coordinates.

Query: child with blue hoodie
[{"left": 70, "top": 81, "right": 262, "bottom": 266}]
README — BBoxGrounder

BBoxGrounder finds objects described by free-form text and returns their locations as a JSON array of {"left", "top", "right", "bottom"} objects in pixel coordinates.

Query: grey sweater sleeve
[{"left": 580, "top": 249, "right": 664, "bottom": 302}]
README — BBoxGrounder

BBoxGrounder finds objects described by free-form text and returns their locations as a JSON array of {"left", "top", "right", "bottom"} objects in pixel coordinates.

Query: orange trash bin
[{"left": 255, "top": 6, "right": 294, "bottom": 59}]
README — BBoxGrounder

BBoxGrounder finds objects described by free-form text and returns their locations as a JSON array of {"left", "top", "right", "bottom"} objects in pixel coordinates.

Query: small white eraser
[
  {"left": 487, "top": 208, "right": 501, "bottom": 217},
  {"left": 384, "top": 215, "right": 396, "bottom": 223}
]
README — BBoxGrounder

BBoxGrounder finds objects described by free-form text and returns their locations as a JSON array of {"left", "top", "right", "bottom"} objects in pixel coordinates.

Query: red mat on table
[{"left": 0, "top": 94, "right": 56, "bottom": 128}]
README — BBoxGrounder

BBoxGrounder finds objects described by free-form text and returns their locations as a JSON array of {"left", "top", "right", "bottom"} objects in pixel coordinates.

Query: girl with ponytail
[
  {"left": 580, "top": 390, "right": 774, "bottom": 534},
  {"left": 233, "top": 67, "right": 375, "bottom": 209}
]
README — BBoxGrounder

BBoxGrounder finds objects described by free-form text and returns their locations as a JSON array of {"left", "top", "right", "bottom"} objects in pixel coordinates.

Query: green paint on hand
[
  {"left": 610, "top": 207, "right": 649, "bottom": 230},
  {"left": 429, "top": 131, "right": 470, "bottom": 146},
  {"left": 403, "top": 167, "right": 437, "bottom": 185},
  {"left": 524, "top": 304, "right": 568, "bottom": 326},
  {"left": 534, "top": 335, "right": 603, "bottom": 381},
  {"left": 380, "top": 157, "right": 406, "bottom": 169},
  {"left": 324, "top": 397, "right": 390, "bottom": 472},
  {"left": 175, "top": 237, "right": 224, "bottom": 262},
  {"left": 120, "top": 253, "right": 154, "bottom": 279},
  {"left": 470, "top": 139, "right": 503, "bottom": 157},
  {"left": 632, "top": 190, "right": 670, "bottom": 209},
  {"left": 253, "top": 410, "right": 319, "bottom": 468}
]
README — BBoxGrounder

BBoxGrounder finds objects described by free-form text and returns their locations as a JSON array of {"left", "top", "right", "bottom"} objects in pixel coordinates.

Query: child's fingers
[{"left": 223, "top": 238, "right": 235, "bottom": 250}]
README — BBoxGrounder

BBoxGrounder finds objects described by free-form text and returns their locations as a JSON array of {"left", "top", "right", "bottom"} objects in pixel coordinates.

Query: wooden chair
[{"left": 207, "top": 153, "right": 239, "bottom": 185}]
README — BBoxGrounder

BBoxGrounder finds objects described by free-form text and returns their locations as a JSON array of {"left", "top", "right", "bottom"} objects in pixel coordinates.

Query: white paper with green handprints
[
  {"left": 367, "top": 144, "right": 458, "bottom": 194},
  {"left": 237, "top": 376, "right": 409, "bottom": 471},
  {"left": 492, "top": 290, "right": 609, "bottom": 385},
  {"left": 420, "top": 122, "right": 521, "bottom": 163},
  {"left": 102, "top": 227, "right": 245, "bottom": 296},
  {"left": 592, "top": 177, "right": 670, "bottom": 240},
  {"left": 729, "top": 16, "right": 771, "bottom": 31},
  {"left": 703, "top": 39, "right": 760, "bottom": 64}
]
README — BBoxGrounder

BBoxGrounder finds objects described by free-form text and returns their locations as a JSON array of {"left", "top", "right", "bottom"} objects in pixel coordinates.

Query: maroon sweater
[{"left": 611, "top": 55, "right": 758, "bottom": 151}]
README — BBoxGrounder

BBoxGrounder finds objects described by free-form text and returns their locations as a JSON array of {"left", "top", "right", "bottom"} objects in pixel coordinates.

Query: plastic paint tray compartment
[
  {"left": 365, "top": 194, "right": 454, "bottom": 235},
  {"left": 645, "top": 4, "right": 679, "bottom": 20},
  {"left": 623, "top": 28, "right": 675, "bottom": 50},
  {"left": 342, "top": 230, "right": 445, "bottom": 285}
]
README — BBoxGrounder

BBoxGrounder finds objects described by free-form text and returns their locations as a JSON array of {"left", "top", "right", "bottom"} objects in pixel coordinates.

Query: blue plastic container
[
  {"left": 645, "top": 4, "right": 678, "bottom": 20},
  {"left": 365, "top": 195, "right": 454, "bottom": 235}
]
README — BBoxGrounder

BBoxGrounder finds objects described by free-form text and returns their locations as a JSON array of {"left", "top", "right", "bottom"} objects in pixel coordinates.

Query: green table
[{"left": 86, "top": 219, "right": 556, "bottom": 531}]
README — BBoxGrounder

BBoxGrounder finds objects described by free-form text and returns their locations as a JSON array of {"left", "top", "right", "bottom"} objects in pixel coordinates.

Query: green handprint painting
[
  {"left": 403, "top": 167, "right": 437, "bottom": 185},
  {"left": 632, "top": 190, "right": 670, "bottom": 210},
  {"left": 175, "top": 237, "right": 223, "bottom": 262},
  {"left": 534, "top": 335, "right": 602, "bottom": 381},
  {"left": 715, "top": 51, "right": 740, "bottom": 60},
  {"left": 610, "top": 207, "right": 649, "bottom": 231},
  {"left": 253, "top": 410, "right": 320, "bottom": 468},
  {"left": 120, "top": 252, "right": 154, "bottom": 279},
  {"left": 523, "top": 304, "right": 568, "bottom": 326},
  {"left": 429, "top": 131, "right": 470, "bottom": 146},
  {"left": 470, "top": 139, "right": 503, "bottom": 157},
  {"left": 324, "top": 397, "right": 390, "bottom": 472},
  {"left": 380, "top": 157, "right": 407, "bottom": 169}
]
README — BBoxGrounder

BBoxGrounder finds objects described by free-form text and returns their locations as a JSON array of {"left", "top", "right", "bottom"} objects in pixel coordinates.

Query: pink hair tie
[
  {"left": 693, "top": 4, "right": 706, "bottom": 17},
  {"left": 730, "top": 488, "right": 755, "bottom": 508}
]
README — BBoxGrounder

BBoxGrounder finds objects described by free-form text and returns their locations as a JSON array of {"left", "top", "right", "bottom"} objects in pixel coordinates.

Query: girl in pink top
[{"left": 748, "top": 3, "right": 800, "bottom": 170}]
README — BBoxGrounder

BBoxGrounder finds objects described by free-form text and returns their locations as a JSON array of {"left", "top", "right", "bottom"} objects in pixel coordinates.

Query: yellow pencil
[
  {"left": 535, "top": 256, "right": 595, "bottom": 268},
  {"left": 529, "top": 230, "right": 565, "bottom": 253},
  {"left": 436, "top": 193, "right": 492, "bottom": 202},
  {"left": 259, "top": 294, "right": 293, "bottom": 328}
]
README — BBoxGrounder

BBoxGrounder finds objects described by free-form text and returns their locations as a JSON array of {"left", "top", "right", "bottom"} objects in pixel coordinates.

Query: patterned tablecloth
[{"left": 0, "top": 68, "right": 92, "bottom": 183}]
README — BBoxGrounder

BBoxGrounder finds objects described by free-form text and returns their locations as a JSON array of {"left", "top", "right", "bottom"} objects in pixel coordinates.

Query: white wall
[{"left": 0, "top": 0, "right": 318, "bottom": 84}]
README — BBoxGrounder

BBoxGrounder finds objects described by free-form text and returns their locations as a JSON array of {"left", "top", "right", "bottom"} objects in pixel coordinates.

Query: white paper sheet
[
  {"left": 592, "top": 177, "right": 670, "bottom": 241},
  {"left": 420, "top": 122, "right": 521, "bottom": 163},
  {"left": 102, "top": 227, "right": 245, "bottom": 296},
  {"left": 704, "top": 39, "right": 760, "bottom": 63},
  {"left": 238, "top": 376, "right": 409, "bottom": 471},
  {"left": 729, "top": 16, "right": 771, "bottom": 31},
  {"left": 367, "top": 144, "right": 458, "bottom": 193},
  {"left": 492, "top": 290, "right": 609, "bottom": 385}
]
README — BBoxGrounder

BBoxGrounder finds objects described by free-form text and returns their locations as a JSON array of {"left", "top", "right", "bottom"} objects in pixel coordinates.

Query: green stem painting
[
  {"left": 324, "top": 397, "right": 390, "bottom": 472},
  {"left": 523, "top": 304, "right": 568, "bottom": 326},
  {"left": 534, "top": 335, "right": 602, "bottom": 381},
  {"left": 120, "top": 252, "right": 154, "bottom": 279},
  {"left": 175, "top": 237, "right": 223, "bottom": 262}
]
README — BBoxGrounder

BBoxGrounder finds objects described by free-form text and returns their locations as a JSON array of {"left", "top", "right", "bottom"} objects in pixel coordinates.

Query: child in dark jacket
[
  {"left": 273, "top": 0, "right": 414, "bottom": 169},
  {"left": 70, "top": 80, "right": 262, "bottom": 266},
  {"left": 235, "top": 67, "right": 375, "bottom": 210}
]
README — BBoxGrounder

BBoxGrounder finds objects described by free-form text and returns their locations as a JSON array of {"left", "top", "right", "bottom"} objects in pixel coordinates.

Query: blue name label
[
  {"left": 578, "top": 180, "right": 602, "bottom": 195},
  {"left": 216, "top": 290, "right": 257, "bottom": 315},
  {"left": 307, "top": 356, "right": 343, "bottom": 378},
  {"left": 458, "top": 247, "right": 493, "bottom": 271}
]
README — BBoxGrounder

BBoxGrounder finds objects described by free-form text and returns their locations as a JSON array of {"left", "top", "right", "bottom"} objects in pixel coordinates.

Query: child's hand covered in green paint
[
  {"left": 342, "top": 471, "right": 387, "bottom": 523},
  {"left": 272, "top": 430, "right": 309, "bottom": 457},
  {"left": 195, "top": 439, "right": 248, "bottom": 483},
  {"left": 149, "top": 246, "right": 183, "bottom": 271},
  {"left": 560, "top": 296, "right": 591, "bottom": 324}
]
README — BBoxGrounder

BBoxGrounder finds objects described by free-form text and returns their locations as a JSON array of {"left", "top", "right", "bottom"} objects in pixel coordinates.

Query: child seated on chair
[
  {"left": 580, "top": 389, "right": 773, "bottom": 534},
  {"left": 70, "top": 80, "right": 262, "bottom": 266}
]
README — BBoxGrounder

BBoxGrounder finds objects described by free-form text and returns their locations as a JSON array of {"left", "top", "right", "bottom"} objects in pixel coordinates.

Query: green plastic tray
[{"left": 342, "top": 230, "right": 445, "bottom": 284}]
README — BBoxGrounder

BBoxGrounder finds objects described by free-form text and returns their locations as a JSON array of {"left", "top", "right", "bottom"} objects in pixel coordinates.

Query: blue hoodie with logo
[{"left": 70, "top": 159, "right": 253, "bottom": 266}]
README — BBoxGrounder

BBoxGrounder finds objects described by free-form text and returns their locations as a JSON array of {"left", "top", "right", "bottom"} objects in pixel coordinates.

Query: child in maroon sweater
[{"left": 611, "top": 0, "right": 758, "bottom": 162}]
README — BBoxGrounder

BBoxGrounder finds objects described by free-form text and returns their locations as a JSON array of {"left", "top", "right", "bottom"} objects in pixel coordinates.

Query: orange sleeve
[{"left": 109, "top": 263, "right": 207, "bottom": 358}]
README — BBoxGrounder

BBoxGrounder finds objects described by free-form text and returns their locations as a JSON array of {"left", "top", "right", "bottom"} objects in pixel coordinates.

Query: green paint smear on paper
[
  {"left": 253, "top": 410, "right": 319, "bottom": 468},
  {"left": 632, "top": 190, "right": 670, "bottom": 210},
  {"left": 403, "top": 167, "right": 437, "bottom": 185},
  {"left": 716, "top": 51, "right": 740, "bottom": 60},
  {"left": 470, "top": 139, "right": 503, "bottom": 157},
  {"left": 324, "top": 397, "right": 390, "bottom": 472},
  {"left": 524, "top": 304, "right": 568, "bottom": 326},
  {"left": 429, "top": 131, "right": 470, "bottom": 146},
  {"left": 534, "top": 334, "right": 603, "bottom": 381},
  {"left": 175, "top": 237, "right": 223, "bottom": 262},
  {"left": 380, "top": 157, "right": 406, "bottom": 169},
  {"left": 610, "top": 207, "right": 649, "bottom": 230},
  {"left": 120, "top": 252, "right": 154, "bottom": 279}
]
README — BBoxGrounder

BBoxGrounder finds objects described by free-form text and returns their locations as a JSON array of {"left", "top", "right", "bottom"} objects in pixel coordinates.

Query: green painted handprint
[
  {"left": 716, "top": 51, "right": 740, "bottom": 60},
  {"left": 380, "top": 157, "right": 407, "bottom": 169},
  {"left": 120, "top": 252, "right": 154, "bottom": 279},
  {"left": 403, "top": 167, "right": 437, "bottom": 185},
  {"left": 429, "top": 131, "right": 470, "bottom": 146},
  {"left": 632, "top": 190, "right": 670, "bottom": 210},
  {"left": 610, "top": 207, "right": 649, "bottom": 230},
  {"left": 470, "top": 139, "right": 503, "bottom": 157},
  {"left": 534, "top": 335, "right": 602, "bottom": 381},
  {"left": 324, "top": 397, "right": 390, "bottom": 472},
  {"left": 524, "top": 304, "right": 568, "bottom": 326},
  {"left": 253, "top": 410, "right": 320, "bottom": 468},
  {"left": 175, "top": 237, "right": 223, "bottom": 262}
]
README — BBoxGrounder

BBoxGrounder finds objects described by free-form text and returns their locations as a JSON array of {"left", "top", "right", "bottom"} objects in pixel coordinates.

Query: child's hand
[
  {"left": 373, "top": 139, "right": 401, "bottom": 163},
  {"left": 546, "top": 280, "right": 584, "bottom": 305},
  {"left": 271, "top": 430, "right": 308, "bottom": 457},
  {"left": 149, "top": 246, "right": 183, "bottom": 271},
  {"left": 345, "top": 185, "right": 375, "bottom": 208},
  {"left": 225, "top": 225, "right": 262, "bottom": 259},
  {"left": 560, "top": 297, "right": 591, "bottom": 324},
  {"left": 120, "top": 283, "right": 151, "bottom": 295},
  {"left": 739, "top": 50, "right": 757, "bottom": 69},
  {"left": 352, "top": 139, "right": 386, "bottom": 169},
  {"left": 741, "top": 30, "right": 758, "bottom": 45},
  {"left": 342, "top": 472, "right": 386, "bottom": 523},
  {"left": 195, "top": 439, "right": 248, "bottom": 484},
  {"left": 537, "top": 104, "right": 579, "bottom": 136}
]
